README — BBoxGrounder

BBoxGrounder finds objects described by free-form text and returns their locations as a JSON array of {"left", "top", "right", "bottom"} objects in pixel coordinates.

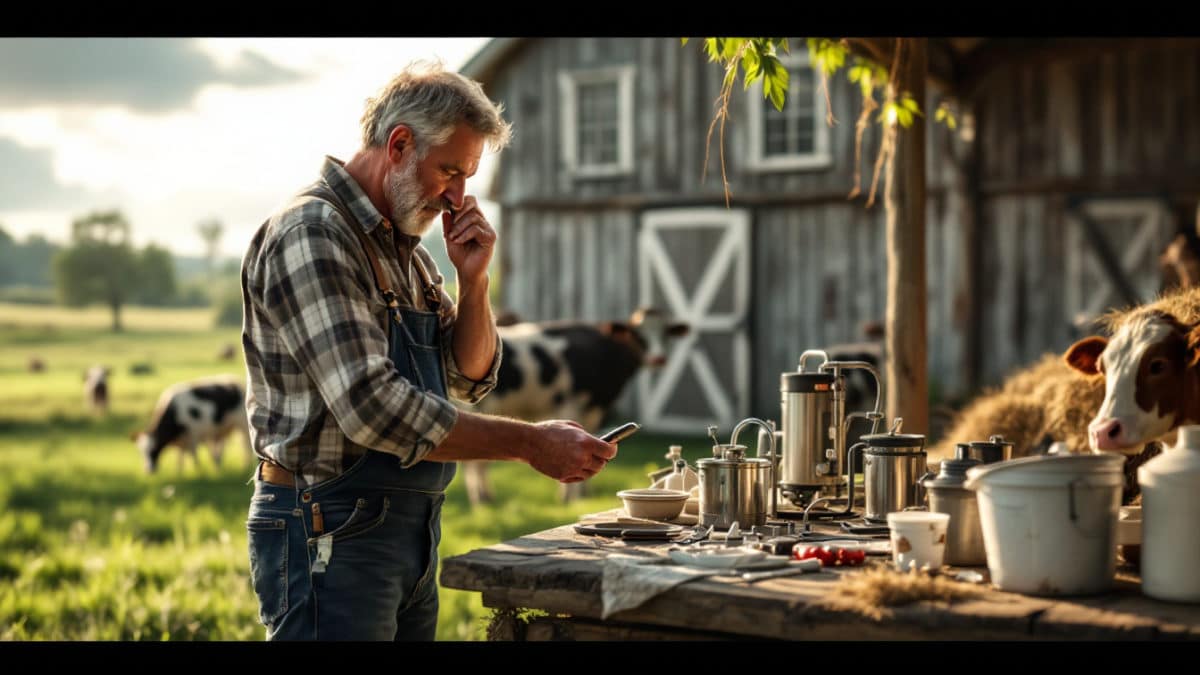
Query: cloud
[
  {"left": 0, "top": 137, "right": 102, "bottom": 210},
  {"left": 0, "top": 38, "right": 307, "bottom": 113}
]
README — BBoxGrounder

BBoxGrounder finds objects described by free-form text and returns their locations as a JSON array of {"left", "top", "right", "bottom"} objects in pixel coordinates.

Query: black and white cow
[
  {"left": 461, "top": 308, "right": 689, "bottom": 505},
  {"left": 84, "top": 365, "right": 110, "bottom": 415},
  {"left": 132, "top": 375, "right": 251, "bottom": 474}
]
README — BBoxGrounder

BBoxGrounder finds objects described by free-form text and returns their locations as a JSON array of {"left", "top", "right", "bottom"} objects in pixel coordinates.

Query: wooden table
[{"left": 439, "top": 514, "right": 1200, "bottom": 641}]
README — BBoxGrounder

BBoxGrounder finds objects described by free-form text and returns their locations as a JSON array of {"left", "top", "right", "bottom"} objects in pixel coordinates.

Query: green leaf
[
  {"left": 681, "top": 38, "right": 689, "bottom": 46},
  {"left": 900, "top": 94, "right": 921, "bottom": 114},
  {"left": 742, "top": 47, "right": 761, "bottom": 78},
  {"left": 769, "top": 83, "right": 786, "bottom": 111},
  {"left": 721, "top": 38, "right": 743, "bottom": 61},
  {"left": 704, "top": 38, "right": 720, "bottom": 61}
]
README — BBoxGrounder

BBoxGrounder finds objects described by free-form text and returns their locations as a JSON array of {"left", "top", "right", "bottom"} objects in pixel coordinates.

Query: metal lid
[
  {"left": 860, "top": 417, "right": 925, "bottom": 448},
  {"left": 696, "top": 456, "right": 773, "bottom": 468},
  {"left": 781, "top": 372, "right": 835, "bottom": 393},
  {"left": 969, "top": 435, "right": 1014, "bottom": 451},
  {"left": 923, "top": 456, "right": 981, "bottom": 489}
]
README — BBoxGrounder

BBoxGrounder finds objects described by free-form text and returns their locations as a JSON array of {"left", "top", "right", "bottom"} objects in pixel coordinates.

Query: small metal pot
[
  {"left": 697, "top": 444, "right": 772, "bottom": 529},
  {"left": 962, "top": 435, "right": 1014, "bottom": 464},
  {"left": 855, "top": 419, "right": 927, "bottom": 523},
  {"left": 923, "top": 447, "right": 986, "bottom": 566}
]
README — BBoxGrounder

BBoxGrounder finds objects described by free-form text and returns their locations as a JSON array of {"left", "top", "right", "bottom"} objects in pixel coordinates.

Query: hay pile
[{"left": 830, "top": 566, "right": 985, "bottom": 620}]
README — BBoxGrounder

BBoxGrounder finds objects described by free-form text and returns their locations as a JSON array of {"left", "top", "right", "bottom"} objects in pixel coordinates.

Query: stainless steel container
[
  {"left": 697, "top": 444, "right": 773, "bottom": 529},
  {"left": 923, "top": 447, "right": 986, "bottom": 565},
  {"left": 779, "top": 357, "right": 838, "bottom": 495},
  {"left": 964, "top": 435, "right": 1014, "bottom": 464},
  {"left": 856, "top": 420, "right": 927, "bottom": 523}
]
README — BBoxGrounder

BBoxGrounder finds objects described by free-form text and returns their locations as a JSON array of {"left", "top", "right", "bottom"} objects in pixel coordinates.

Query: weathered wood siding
[
  {"left": 971, "top": 39, "right": 1200, "bottom": 388},
  {"left": 481, "top": 38, "right": 1200, "bottom": 426}
]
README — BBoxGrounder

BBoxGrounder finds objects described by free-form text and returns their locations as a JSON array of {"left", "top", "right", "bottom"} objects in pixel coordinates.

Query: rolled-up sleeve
[
  {"left": 418, "top": 247, "right": 502, "bottom": 405},
  {"left": 257, "top": 221, "right": 458, "bottom": 466},
  {"left": 442, "top": 323, "right": 502, "bottom": 404}
]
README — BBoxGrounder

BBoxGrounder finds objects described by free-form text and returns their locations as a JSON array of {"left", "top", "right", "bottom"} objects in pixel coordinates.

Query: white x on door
[
  {"left": 637, "top": 208, "right": 750, "bottom": 434},
  {"left": 1064, "top": 198, "right": 1175, "bottom": 328}
]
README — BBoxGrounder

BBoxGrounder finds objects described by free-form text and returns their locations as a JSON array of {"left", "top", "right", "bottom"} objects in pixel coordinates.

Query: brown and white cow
[
  {"left": 929, "top": 286, "right": 1200, "bottom": 504},
  {"left": 460, "top": 308, "right": 688, "bottom": 505},
  {"left": 132, "top": 375, "right": 252, "bottom": 474},
  {"left": 84, "top": 365, "right": 110, "bottom": 415},
  {"left": 1064, "top": 286, "right": 1200, "bottom": 453}
]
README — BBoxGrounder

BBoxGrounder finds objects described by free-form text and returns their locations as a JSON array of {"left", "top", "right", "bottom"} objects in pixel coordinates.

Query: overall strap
[
  {"left": 300, "top": 185, "right": 398, "bottom": 309},
  {"left": 409, "top": 248, "right": 443, "bottom": 313}
]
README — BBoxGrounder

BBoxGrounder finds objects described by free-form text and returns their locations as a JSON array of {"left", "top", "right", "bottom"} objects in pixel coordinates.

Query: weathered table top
[{"left": 439, "top": 514, "right": 1200, "bottom": 641}]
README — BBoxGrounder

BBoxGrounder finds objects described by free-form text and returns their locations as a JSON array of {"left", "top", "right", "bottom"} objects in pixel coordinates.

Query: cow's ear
[
  {"left": 1187, "top": 324, "right": 1200, "bottom": 367},
  {"left": 1064, "top": 336, "right": 1108, "bottom": 375},
  {"left": 667, "top": 322, "right": 689, "bottom": 337}
]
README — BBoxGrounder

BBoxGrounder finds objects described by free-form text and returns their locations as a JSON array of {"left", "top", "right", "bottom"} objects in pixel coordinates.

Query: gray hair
[{"left": 360, "top": 60, "right": 512, "bottom": 157}]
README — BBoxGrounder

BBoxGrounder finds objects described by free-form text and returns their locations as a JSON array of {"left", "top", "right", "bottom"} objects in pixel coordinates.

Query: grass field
[{"left": 0, "top": 302, "right": 706, "bottom": 640}]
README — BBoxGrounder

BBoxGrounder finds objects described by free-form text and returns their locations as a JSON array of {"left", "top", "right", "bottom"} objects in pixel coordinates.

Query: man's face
[{"left": 385, "top": 123, "right": 484, "bottom": 237}]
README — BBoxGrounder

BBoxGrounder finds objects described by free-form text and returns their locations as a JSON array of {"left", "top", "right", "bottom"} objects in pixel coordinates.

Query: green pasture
[{"left": 0, "top": 302, "right": 699, "bottom": 640}]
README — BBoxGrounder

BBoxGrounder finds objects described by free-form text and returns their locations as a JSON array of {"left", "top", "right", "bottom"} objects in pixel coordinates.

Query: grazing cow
[
  {"left": 83, "top": 365, "right": 110, "bottom": 415},
  {"left": 217, "top": 343, "right": 237, "bottom": 361},
  {"left": 459, "top": 308, "right": 689, "bottom": 505},
  {"left": 931, "top": 286, "right": 1200, "bottom": 504},
  {"left": 132, "top": 375, "right": 251, "bottom": 474},
  {"left": 28, "top": 357, "right": 46, "bottom": 373}
]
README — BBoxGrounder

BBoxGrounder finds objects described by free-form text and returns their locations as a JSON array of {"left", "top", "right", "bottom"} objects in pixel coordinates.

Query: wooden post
[{"left": 885, "top": 38, "right": 929, "bottom": 435}]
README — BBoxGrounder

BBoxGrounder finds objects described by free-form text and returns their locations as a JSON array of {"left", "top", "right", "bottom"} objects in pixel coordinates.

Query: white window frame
[
  {"left": 558, "top": 65, "right": 635, "bottom": 178},
  {"left": 745, "top": 50, "right": 832, "bottom": 172}
]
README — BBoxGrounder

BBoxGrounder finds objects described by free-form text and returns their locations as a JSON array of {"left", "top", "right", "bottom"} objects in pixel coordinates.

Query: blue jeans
[{"left": 246, "top": 450, "right": 453, "bottom": 640}]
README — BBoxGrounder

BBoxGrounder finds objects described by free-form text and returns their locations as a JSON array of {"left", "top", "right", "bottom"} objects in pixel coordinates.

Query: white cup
[{"left": 887, "top": 511, "right": 950, "bottom": 571}]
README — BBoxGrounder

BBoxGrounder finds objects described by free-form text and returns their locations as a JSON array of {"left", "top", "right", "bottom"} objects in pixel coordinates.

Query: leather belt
[{"left": 259, "top": 460, "right": 297, "bottom": 488}]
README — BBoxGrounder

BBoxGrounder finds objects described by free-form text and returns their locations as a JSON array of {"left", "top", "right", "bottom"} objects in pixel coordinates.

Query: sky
[{"left": 0, "top": 38, "right": 498, "bottom": 260}]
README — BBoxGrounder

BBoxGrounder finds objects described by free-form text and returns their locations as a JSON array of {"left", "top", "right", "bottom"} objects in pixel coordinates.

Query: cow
[
  {"left": 217, "top": 343, "right": 237, "bottom": 361},
  {"left": 132, "top": 375, "right": 252, "bottom": 475},
  {"left": 459, "top": 308, "right": 689, "bottom": 506},
  {"left": 28, "top": 357, "right": 46, "bottom": 374},
  {"left": 83, "top": 365, "right": 110, "bottom": 415},
  {"left": 930, "top": 285, "right": 1200, "bottom": 504}
]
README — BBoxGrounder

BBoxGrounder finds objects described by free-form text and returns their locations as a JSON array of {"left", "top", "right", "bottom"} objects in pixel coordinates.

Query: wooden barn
[{"left": 461, "top": 37, "right": 1200, "bottom": 435}]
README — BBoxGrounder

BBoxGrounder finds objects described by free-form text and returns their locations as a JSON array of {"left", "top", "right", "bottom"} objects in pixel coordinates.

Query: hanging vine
[{"left": 683, "top": 37, "right": 957, "bottom": 208}]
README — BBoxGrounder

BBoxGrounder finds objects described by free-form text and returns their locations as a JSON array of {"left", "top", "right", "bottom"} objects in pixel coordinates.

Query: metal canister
[
  {"left": 859, "top": 420, "right": 927, "bottom": 523},
  {"left": 964, "top": 435, "right": 1014, "bottom": 464},
  {"left": 922, "top": 447, "right": 986, "bottom": 565},
  {"left": 779, "top": 364, "right": 837, "bottom": 496},
  {"left": 697, "top": 444, "right": 773, "bottom": 529}
]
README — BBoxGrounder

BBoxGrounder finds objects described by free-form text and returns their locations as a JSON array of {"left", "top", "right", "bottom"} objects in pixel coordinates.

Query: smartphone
[{"left": 598, "top": 422, "right": 642, "bottom": 444}]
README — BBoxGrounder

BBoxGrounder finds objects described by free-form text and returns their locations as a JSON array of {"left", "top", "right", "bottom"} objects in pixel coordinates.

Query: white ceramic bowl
[{"left": 617, "top": 488, "right": 690, "bottom": 520}]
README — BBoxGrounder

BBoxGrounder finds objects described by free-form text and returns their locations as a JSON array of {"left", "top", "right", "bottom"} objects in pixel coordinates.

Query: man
[{"left": 240, "top": 62, "right": 618, "bottom": 641}]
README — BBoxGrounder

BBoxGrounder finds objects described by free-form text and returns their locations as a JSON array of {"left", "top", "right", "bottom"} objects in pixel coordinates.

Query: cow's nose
[{"left": 1089, "top": 418, "right": 1124, "bottom": 450}]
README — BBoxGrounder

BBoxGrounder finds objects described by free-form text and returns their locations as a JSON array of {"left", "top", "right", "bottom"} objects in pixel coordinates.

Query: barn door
[
  {"left": 1064, "top": 197, "right": 1175, "bottom": 331},
  {"left": 637, "top": 208, "right": 750, "bottom": 434}
]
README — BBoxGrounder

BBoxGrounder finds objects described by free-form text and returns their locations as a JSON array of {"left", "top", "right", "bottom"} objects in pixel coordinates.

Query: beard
[{"left": 385, "top": 155, "right": 442, "bottom": 237}]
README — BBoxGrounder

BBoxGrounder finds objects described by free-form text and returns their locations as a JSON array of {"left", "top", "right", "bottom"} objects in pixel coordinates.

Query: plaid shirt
[{"left": 240, "top": 156, "right": 501, "bottom": 487}]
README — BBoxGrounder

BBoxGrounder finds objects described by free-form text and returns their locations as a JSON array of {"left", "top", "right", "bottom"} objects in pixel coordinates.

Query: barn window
[
  {"left": 746, "top": 49, "right": 832, "bottom": 172},
  {"left": 558, "top": 65, "right": 635, "bottom": 177}
]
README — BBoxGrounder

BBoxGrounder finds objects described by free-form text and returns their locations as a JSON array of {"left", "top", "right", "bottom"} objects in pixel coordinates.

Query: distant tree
[
  {"left": 196, "top": 219, "right": 224, "bottom": 277},
  {"left": 134, "top": 244, "right": 178, "bottom": 306},
  {"left": 53, "top": 210, "right": 140, "bottom": 331}
]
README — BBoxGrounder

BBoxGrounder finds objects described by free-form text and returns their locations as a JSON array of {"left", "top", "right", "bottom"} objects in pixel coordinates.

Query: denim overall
[{"left": 246, "top": 184, "right": 456, "bottom": 641}]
